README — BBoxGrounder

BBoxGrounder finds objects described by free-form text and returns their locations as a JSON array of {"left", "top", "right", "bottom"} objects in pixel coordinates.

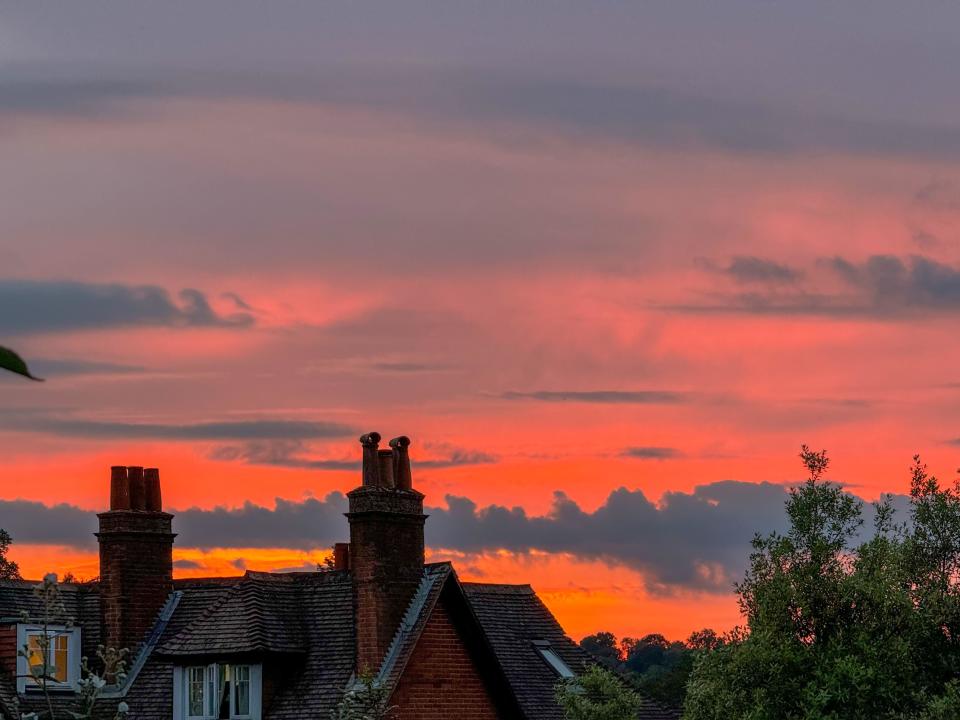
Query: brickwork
[
  {"left": 391, "top": 601, "right": 503, "bottom": 720},
  {"left": 0, "top": 624, "right": 16, "bottom": 677},
  {"left": 348, "top": 486, "right": 426, "bottom": 673},
  {"left": 97, "top": 504, "right": 175, "bottom": 652}
]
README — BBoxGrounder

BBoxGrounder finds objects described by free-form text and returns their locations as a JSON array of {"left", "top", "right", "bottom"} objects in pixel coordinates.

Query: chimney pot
[
  {"left": 347, "top": 432, "right": 426, "bottom": 672},
  {"left": 128, "top": 466, "right": 145, "bottom": 510},
  {"left": 377, "top": 450, "right": 395, "bottom": 488},
  {"left": 390, "top": 436, "right": 413, "bottom": 491},
  {"left": 359, "top": 432, "right": 382, "bottom": 487},
  {"left": 144, "top": 468, "right": 162, "bottom": 511},
  {"left": 333, "top": 542, "right": 350, "bottom": 571},
  {"left": 110, "top": 466, "right": 131, "bottom": 510}
]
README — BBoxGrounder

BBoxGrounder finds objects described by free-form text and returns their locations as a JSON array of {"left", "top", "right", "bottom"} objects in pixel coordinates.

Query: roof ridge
[{"left": 461, "top": 582, "right": 535, "bottom": 593}]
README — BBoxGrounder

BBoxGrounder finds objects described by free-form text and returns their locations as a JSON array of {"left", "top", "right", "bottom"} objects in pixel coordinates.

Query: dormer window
[
  {"left": 15, "top": 624, "right": 81, "bottom": 693},
  {"left": 173, "top": 663, "right": 261, "bottom": 720},
  {"left": 532, "top": 640, "right": 575, "bottom": 678}
]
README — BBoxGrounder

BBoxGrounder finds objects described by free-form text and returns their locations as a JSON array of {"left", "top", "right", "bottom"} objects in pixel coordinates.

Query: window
[
  {"left": 15, "top": 625, "right": 81, "bottom": 693},
  {"left": 174, "top": 664, "right": 261, "bottom": 720},
  {"left": 533, "top": 640, "right": 576, "bottom": 678}
]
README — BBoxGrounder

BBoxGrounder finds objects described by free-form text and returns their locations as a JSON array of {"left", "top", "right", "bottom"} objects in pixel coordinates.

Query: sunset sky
[{"left": 4, "top": 2, "right": 960, "bottom": 642}]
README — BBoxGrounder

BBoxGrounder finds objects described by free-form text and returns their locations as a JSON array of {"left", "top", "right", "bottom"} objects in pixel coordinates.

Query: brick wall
[
  {"left": 348, "top": 486, "right": 426, "bottom": 673},
  {"left": 0, "top": 624, "right": 16, "bottom": 678},
  {"left": 391, "top": 600, "right": 503, "bottom": 720},
  {"left": 97, "top": 510, "right": 175, "bottom": 653}
]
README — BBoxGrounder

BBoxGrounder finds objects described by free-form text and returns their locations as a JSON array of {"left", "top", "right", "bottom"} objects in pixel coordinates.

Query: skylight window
[{"left": 532, "top": 640, "right": 575, "bottom": 678}]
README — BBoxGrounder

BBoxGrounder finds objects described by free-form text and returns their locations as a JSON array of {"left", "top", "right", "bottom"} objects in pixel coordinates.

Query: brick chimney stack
[
  {"left": 347, "top": 432, "right": 426, "bottom": 673},
  {"left": 97, "top": 465, "right": 176, "bottom": 652}
]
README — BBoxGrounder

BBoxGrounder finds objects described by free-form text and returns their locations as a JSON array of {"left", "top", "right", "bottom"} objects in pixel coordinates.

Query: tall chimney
[
  {"left": 347, "top": 433, "right": 426, "bottom": 673},
  {"left": 97, "top": 466, "right": 176, "bottom": 652}
]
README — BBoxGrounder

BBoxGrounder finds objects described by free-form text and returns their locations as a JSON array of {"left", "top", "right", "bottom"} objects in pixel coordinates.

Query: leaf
[{"left": 0, "top": 346, "right": 43, "bottom": 381}]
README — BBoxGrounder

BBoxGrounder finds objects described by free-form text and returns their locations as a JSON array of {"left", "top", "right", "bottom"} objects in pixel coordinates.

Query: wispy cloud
[
  {"left": 0, "top": 413, "right": 354, "bottom": 442},
  {"left": 0, "top": 279, "right": 254, "bottom": 335},
  {"left": 621, "top": 446, "right": 683, "bottom": 460},
  {"left": 27, "top": 359, "right": 146, "bottom": 377},
  {"left": 719, "top": 256, "right": 802, "bottom": 284},
  {"left": 683, "top": 254, "right": 960, "bottom": 319},
  {"left": 499, "top": 390, "right": 687, "bottom": 404},
  {"left": 209, "top": 439, "right": 497, "bottom": 470}
]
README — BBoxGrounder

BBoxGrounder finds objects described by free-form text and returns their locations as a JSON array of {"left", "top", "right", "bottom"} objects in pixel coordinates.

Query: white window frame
[
  {"left": 173, "top": 663, "right": 262, "bottom": 720},
  {"left": 15, "top": 624, "right": 82, "bottom": 693}
]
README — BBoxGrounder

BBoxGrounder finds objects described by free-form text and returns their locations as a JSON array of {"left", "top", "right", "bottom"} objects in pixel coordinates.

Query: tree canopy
[
  {"left": 683, "top": 447, "right": 960, "bottom": 720},
  {"left": 0, "top": 529, "right": 21, "bottom": 580}
]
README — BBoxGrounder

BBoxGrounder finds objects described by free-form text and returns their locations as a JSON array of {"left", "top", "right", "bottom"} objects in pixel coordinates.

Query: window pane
[
  {"left": 26, "top": 635, "right": 45, "bottom": 683},
  {"left": 234, "top": 666, "right": 250, "bottom": 716},
  {"left": 52, "top": 635, "right": 69, "bottom": 683},
  {"left": 207, "top": 665, "right": 217, "bottom": 718},
  {"left": 218, "top": 664, "right": 230, "bottom": 720},
  {"left": 188, "top": 667, "right": 206, "bottom": 717},
  {"left": 539, "top": 647, "right": 576, "bottom": 678}
]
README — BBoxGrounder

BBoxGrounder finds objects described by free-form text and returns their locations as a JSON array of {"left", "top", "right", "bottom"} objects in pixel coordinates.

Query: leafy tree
[
  {"left": 0, "top": 345, "right": 42, "bottom": 381},
  {"left": 555, "top": 665, "right": 641, "bottom": 720},
  {"left": 0, "top": 528, "right": 22, "bottom": 580},
  {"left": 580, "top": 632, "right": 623, "bottom": 669},
  {"left": 683, "top": 447, "right": 960, "bottom": 720}
]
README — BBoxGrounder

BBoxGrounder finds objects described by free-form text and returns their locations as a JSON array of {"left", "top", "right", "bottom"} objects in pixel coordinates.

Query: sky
[{"left": 3, "top": 2, "right": 960, "bottom": 642}]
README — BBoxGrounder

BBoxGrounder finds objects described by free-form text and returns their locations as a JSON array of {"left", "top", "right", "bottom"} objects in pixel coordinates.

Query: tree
[
  {"left": 580, "top": 632, "right": 623, "bottom": 669},
  {"left": 0, "top": 345, "right": 42, "bottom": 381},
  {"left": 683, "top": 447, "right": 960, "bottom": 720},
  {"left": 555, "top": 665, "right": 641, "bottom": 720},
  {"left": 0, "top": 528, "right": 22, "bottom": 580}
]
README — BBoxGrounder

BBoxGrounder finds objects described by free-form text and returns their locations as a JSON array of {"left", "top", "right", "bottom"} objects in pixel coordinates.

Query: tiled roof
[
  {"left": 0, "top": 674, "right": 17, "bottom": 720},
  {"left": 256, "top": 571, "right": 355, "bottom": 719},
  {"left": 462, "top": 582, "right": 592, "bottom": 720},
  {"left": 2, "top": 571, "right": 676, "bottom": 719},
  {"left": 157, "top": 574, "right": 306, "bottom": 657},
  {"left": 461, "top": 582, "right": 681, "bottom": 720}
]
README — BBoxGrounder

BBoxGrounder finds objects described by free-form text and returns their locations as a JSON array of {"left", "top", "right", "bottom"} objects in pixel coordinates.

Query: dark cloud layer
[
  {"left": 0, "top": 482, "right": 778, "bottom": 593},
  {"left": 0, "top": 481, "right": 912, "bottom": 594},
  {"left": 0, "top": 280, "right": 253, "bottom": 335},
  {"left": 209, "top": 439, "right": 497, "bottom": 471},
  {"left": 500, "top": 390, "right": 687, "bottom": 404},
  {"left": 687, "top": 254, "right": 960, "bottom": 318},
  {"left": 2, "top": 414, "right": 354, "bottom": 442},
  {"left": 6, "top": 61, "right": 960, "bottom": 160}
]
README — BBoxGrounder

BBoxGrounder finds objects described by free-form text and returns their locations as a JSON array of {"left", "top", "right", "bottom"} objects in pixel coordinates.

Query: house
[{"left": 0, "top": 433, "right": 680, "bottom": 719}]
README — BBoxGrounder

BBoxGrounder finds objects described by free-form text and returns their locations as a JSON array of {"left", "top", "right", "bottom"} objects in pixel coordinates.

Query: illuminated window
[
  {"left": 16, "top": 625, "right": 81, "bottom": 693},
  {"left": 175, "top": 664, "right": 261, "bottom": 720},
  {"left": 533, "top": 640, "right": 576, "bottom": 678}
]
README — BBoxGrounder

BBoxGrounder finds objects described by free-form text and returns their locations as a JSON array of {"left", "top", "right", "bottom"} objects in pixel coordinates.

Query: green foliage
[
  {"left": 330, "top": 673, "right": 395, "bottom": 720},
  {"left": 555, "top": 665, "right": 641, "bottom": 720},
  {"left": 683, "top": 447, "right": 960, "bottom": 720},
  {"left": 580, "top": 632, "right": 622, "bottom": 669},
  {"left": 0, "top": 345, "right": 43, "bottom": 381},
  {"left": 0, "top": 528, "right": 22, "bottom": 580},
  {"left": 580, "top": 629, "right": 721, "bottom": 708}
]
